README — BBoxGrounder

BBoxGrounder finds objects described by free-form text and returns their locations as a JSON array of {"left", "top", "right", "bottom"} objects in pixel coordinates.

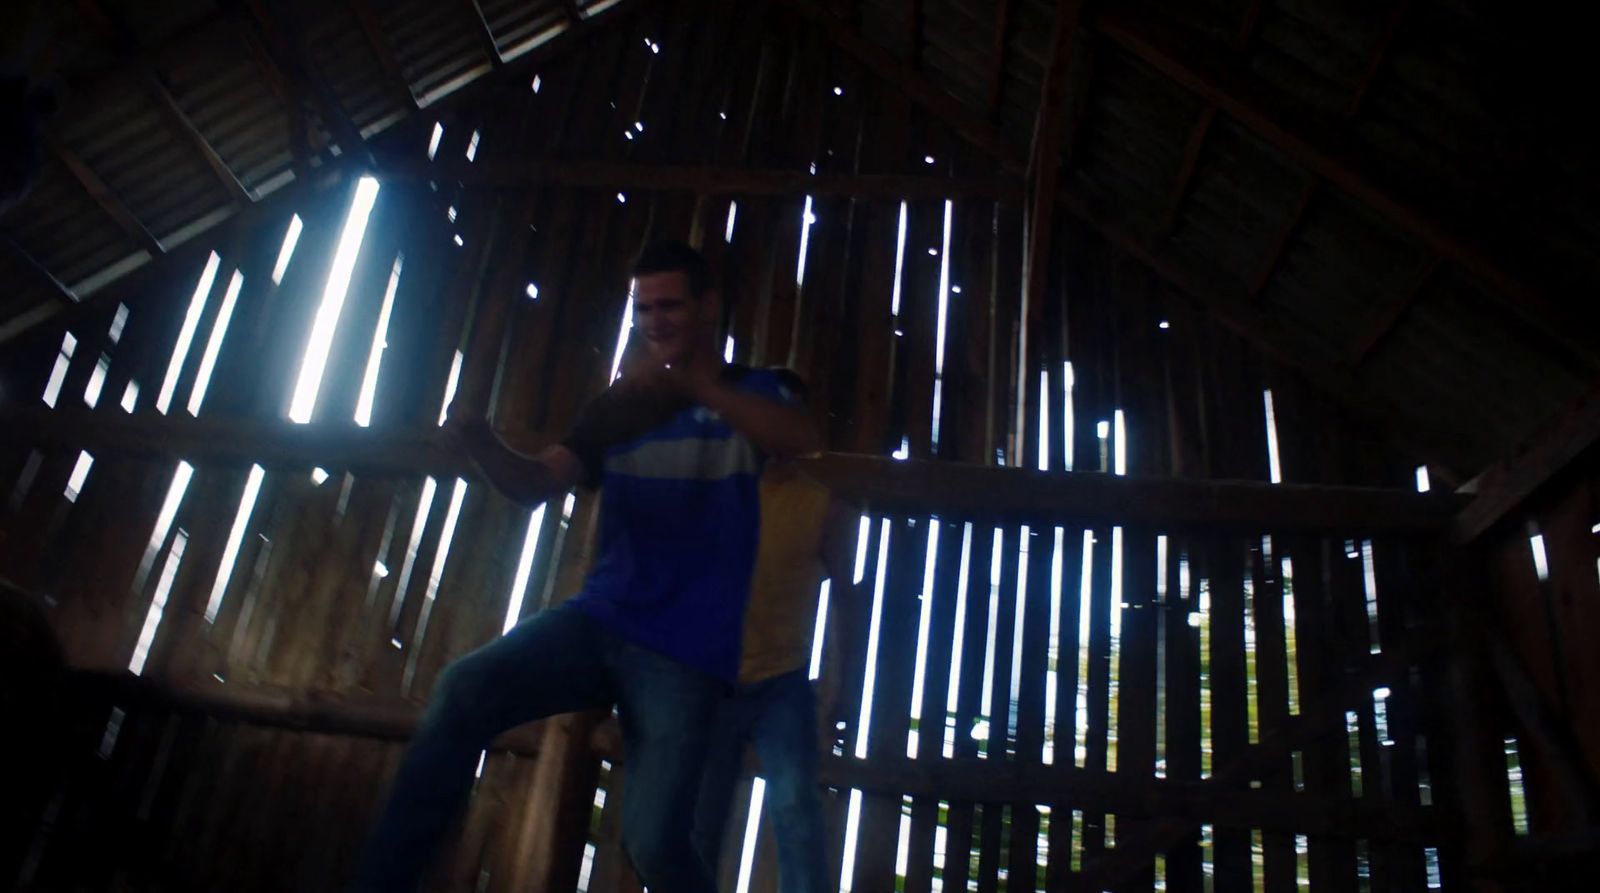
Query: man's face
[{"left": 633, "top": 270, "right": 715, "bottom": 366}]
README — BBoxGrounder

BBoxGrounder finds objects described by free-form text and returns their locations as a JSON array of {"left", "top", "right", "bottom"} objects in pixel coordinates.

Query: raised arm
[
  {"left": 694, "top": 376, "right": 821, "bottom": 460},
  {"left": 450, "top": 417, "right": 583, "bottom": 506}
]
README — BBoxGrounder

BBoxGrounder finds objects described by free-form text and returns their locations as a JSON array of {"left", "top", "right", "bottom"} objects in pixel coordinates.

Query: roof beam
[
  {"left": 461, "top": 0, "right": 505, "bottom": 69},
  {"left": 1, "top": 234, "right": 78, "bottom": 307},
  {"left": 1249, "top": 177, "right": 1316, "bottom": 299},
  {"left": 1091, "top": 7, "right": 1595, "bottom": 353},
  {"left": 348, "top": 0, "right": 418, "bottom": 111},
  {"left": 48, "top": 135, "right": 164, "bottom": 258},
  {"left": 1152, "top": 3, "right": 1262, "bottom": 240},
  {"left": 1455, "top": 380, "right": 1600, "bottom": 542},
  {"left": 76, "top": 0, "right": 252, "bottom": 205},
  {"left": 243, "top": 0, "right": 373, "bottom": 167},
  {"left": 1346, "top": 253, "right": 1438, "bottom": 366},
  {"left": 987, "top": 0, "right": 1013, "bottom": 119}
]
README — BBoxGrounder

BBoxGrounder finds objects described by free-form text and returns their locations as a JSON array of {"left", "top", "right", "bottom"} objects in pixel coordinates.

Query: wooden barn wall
[
  {"left": 0, "top": 3, "right": 1483, "bottom": 892},
  {"left": 1461, "top": 449, "right": 1600, "bottom": 888}
]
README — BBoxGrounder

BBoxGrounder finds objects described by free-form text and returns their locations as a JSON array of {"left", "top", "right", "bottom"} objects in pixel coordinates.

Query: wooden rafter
[
  {"left": 462, "top": 0, "right": 505, "bottom": 68},
  {"left": 987, "top": 0, "right": 1013, "bottom": 119},
  {"left": 1346, "top": 253, "right": 1439, "bottom": 366},
  {"left": 76, "top": 0, "right": 252, "bottom": 206},
  {"left": 1153, "top": 1, "right": 1263, "bottom": 241},
  {"left": 5, "top": 406, "right": 1461, "bottom": 532},
  {"left": 1, "top": 234, "right": 77, "bottom": 307},
  {"left": 1091, "top": 7, "right": 1594, "bottom": 353},
  {"left": 1344, "top": 0, "right": 1413, "bottom": 120},
  {"left": 1156, "top": 104, "right": 1214, "bottom": 237},
  {"left": 48, "top": 135, "right": 163, "bottom": 257},
  {"left": 348, "top": 0, "right": 418, "bottom": 111},
  {"left": 243, "top": 0, "right": 373, "bottom": 167},
  {"left": 1249, "top": 177, "right": 1316, "bottom": 299},
  {"left": 1455, "top": 379, "right": 1600, "bottom": 542}
]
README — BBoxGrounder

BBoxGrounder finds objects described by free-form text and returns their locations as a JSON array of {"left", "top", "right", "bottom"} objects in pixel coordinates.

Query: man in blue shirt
[{"left": 353, "top": 242, "right": 819, "bottom": 892}]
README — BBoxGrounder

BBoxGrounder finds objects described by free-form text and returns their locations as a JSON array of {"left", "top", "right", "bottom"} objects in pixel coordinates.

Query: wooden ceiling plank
[
  {"left": 48, "top": 135, "right": 163, "bottom": 258},
  {"left": 987, "top": 0, "right": 1014, "bottom": 119},
  {"left": 348, "top": 0, "right": 419, "bottom": 111}
]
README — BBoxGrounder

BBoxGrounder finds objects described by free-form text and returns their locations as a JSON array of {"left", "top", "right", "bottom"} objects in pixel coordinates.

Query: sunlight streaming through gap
[
  {"left": 890, "top": 201, "right": 908, "bottom": 317},
  {"left": 1062, "top": 362, "right": 1076, "bottom": 471},
  {"left": 796, "top": 195, "right": 816, "bottom": 287},
  {"left": 84, "top": 354, "right": 109, "bottom": 408},
  {"left": 734, "top": 777, "right": 765, "bottom": 893},
  {"left": 1114, "top": 409, "right": 1127, "bottom": 476},
  {"left": 388, "top": 477, "right": 440, "bottom": 630},
  {"left": 943, "top": 523, "right": 975, "bottom": 758},
  {"left": 907, "top": 519, "right": 941, "bottom": 757},
  {"left": 203, "top": 464, "right": 266, "bottom": 623},
  {"left": 809, "top": 580, "right": 831, "bottom": 680},
  {"left": 1505, "top": 737, "right": 1528, "bottom": 834},
  {"left": 1038, "top": 369, "right": 1050, "bottom": 472},
  {"left": 289, "top": 178, "right": 381, "bottom": 422},
  {"left": 609, "top": 282, "right": 637, "bottom": 383},
  {"left": 930, "top": 200, "right": 954, "bottom": 451},
  {"left": 356, "top": 256, "right": 404, "bottom": 427},
  {"left": 188, "top": 270, "right": 244, "bottom": 415},
  {"left": 1155, "top": 534, "right": 1169, "bottom": 777},
  {"left": 271, "top": 214, "right": 303, "bottom": 285},
  {"left": 1360, "top": 539, "right": 1381, "bottom": 653},
  {"left": 437, "top": 350, "right": 463, "bottom": 426},
  {"left": 41, "top": 332, "right": 76, "bottom": 407},
  {"left": 109, "top": 303, "right": 129, "bottom": 343},
  {"left": 503, "top": 504, "right": 548, "bottom": 633},
  {"left": 1043, "top": 526, "right": 1065, "bottom": 764},
  {"left": 133, "top": 462, "right": 195, "bottom": 594},
  {"left": 427, "top": 122, "right": 444, "bottom": 160},
  {"left": 839, "top": 788, "right": 865, "bottom": 891},
  {"left": 129, "top": 529, "right": 188, "bottom": 674},
  {"left": 157, "top": 252, "right": 221, "bottom": 414},
  {"left": 974, "top": 528, "right": 1005, "bottom": 757},
  {"left": 1006, "top": 526, "right": 1031, "bottom": 751},
  {"left": 402, "top": 478, "right": 470, "bottom": 694},
  {"left": 855, "top": 519, "right": 893, "bottom": 759},
  {"left": 1074, "top": 529, "right": 1095, "bottom": 766},
  {"left": 64, "top": 451, "right": 94, "bottom": 503},
  {"left": 725, "top": 200, "right": 738, "bottom": 243},
  {"left": 1415, "top": 466, "right": 1431, "bottom": 492},
  {"left": 724, "top": 335, "right": 735, "bottom": 363},
  {"left": 1263, "top": 389, "right": 1283, "bottom": 483},
  {"left": 1283, "top": 556, "right": 1300, "bottom": 714},
  {"left": 1109, "top": 524, "right": 1125, "bottom": 770}
]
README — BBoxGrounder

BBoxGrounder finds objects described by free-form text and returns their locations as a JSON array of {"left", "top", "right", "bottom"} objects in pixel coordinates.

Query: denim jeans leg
[
  {"left": 692, "top": 689, "right": 759, "bottom": 883},
  {"left": 749, "top": 670, "right": 830, "bottom": 893},
  {"left": 351, "top": 607, "right": 612, "bottom": 892},
  {"left": 609, "top": 637, "right": 725, "bottom": 893}
]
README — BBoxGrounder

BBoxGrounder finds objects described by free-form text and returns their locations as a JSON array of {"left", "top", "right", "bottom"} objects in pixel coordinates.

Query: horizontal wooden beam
[
  {"left": 415, "top": 158, "right": 1023, "bottom": 200},
  {"left": 6, "top": 406, "right": 1462, "bottom": 532},
  {"left": 809, "top": 453, "right": 1460, "bottom": 532},
  {"left": 1, "top": 233, "right": 77, "bottom": 307},
  {"left": 1455, "top": 379, "right": 1600, "bottom": 542},
  {"left": 1091, "top": 7, "right": 1596, "bottom": 356},
  {"left": 822, "top": 753, "right": 1442, "bottom": 845},
  {"left": 67, "top": 669, "right": 543, "bottom": 754}
]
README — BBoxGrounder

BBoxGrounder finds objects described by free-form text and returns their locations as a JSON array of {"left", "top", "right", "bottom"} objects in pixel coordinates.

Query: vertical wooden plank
[
  {"left": 1291, "top": 537, "right": 1358, "bottom": 893},
  {"left": 1252, "top": 532, "right": 1298, "bottom": 893},
  {"left": 1205, "top": 535, "right": 1252, "bottom": 890},
  {"left": 1113, "top": 527, "right": 1160, "bottom": 892}
]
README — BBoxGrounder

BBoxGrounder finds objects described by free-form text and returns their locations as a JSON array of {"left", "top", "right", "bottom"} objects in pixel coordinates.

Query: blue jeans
[
  {"left": 693, "top": 669, "right": 829, "bottom": 893},
  {"left": 352, "top": 606, "right": 721, "bottom": 892}
]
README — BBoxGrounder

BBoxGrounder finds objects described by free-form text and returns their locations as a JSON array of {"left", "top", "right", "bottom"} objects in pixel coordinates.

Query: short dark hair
[{"left": 632, "top": 241, "right": 712, "bottom": 297}]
